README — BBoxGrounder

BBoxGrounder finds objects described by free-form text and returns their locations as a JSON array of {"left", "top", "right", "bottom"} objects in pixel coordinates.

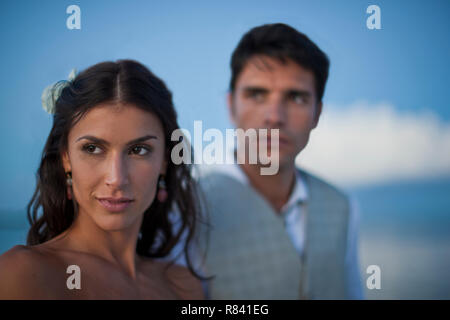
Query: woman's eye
[
  {"left": 130, "top": 145, "right": 150, "bottom": 156},
  {"left": 83, "top": 144, "right": 102, "bottom": 154}
]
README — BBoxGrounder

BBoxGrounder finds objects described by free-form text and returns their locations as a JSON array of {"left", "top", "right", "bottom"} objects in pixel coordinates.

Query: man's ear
[
  {"left": 61, "top": 150, "right": 71, "bottom": 173},
  {"left": 312, "top": 101, "right": 323, "bottom": 129},
  {"left": 227, "top": 92, "right": 237, "bottom": 126}
]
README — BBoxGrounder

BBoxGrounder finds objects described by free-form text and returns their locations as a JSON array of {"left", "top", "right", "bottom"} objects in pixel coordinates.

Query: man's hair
[{"left": 230, "top": 23, "right": 330, "bottom": 102}]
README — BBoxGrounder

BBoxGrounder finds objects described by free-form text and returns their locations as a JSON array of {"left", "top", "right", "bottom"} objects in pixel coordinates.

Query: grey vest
[{"left": 197, "top": 168, "right": 351, "bottom": 299}]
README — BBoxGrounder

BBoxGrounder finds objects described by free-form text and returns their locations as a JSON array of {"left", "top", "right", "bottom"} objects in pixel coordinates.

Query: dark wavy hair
[{"left": 27, "top": 59, "right": 204, "bottom": 277}]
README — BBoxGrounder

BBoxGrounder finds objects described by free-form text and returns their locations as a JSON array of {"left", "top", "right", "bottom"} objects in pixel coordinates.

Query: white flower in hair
[{"left": 41, "top": 69, "right": 77, "bottom": 115}]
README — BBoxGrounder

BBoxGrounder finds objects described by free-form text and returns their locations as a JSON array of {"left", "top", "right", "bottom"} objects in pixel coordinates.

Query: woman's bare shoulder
[
  {"left": 138, "top": 257, "right": 205, "bottom": 299},
  {"left": 163, "top": 263, "right": 205, "bottom": 300},
  {"left": 0, "top": 244, "right": 46, "bottom": 272},
  {"left": 0, "top": 244, "right": 59, "bottom": 299}
]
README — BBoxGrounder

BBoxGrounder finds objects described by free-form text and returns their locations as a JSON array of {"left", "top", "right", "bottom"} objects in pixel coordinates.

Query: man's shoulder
[
  {"left": 297, "top": 167, "right": 350, "bottom": 202},
  {"left": 194, "top": 164, "right": 244, "bottom": 187}
]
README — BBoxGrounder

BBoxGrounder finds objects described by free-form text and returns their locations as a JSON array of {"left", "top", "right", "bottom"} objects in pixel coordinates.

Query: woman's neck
[{"left": 52, "top": 209, "right": 143, "bottom": 280}]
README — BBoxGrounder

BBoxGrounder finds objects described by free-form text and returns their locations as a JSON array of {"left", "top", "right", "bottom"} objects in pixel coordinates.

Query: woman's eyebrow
[
  {"left": 126, "top": 135, "right": 158, "bottom": 145},
  {"left": 75, "top": 135, "right": 158, "bottom": 146}
]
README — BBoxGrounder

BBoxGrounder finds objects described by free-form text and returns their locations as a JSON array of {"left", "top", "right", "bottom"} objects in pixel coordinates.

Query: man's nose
[
  {"left": 104, "top": 152, "right": 129, "bottom": 188},
  {"left": 264, "top": 98, "right": 286, "bottom": 127}
]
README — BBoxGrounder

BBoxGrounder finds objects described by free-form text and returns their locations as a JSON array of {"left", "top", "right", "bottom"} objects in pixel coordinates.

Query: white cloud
[{"left": 296, "top": 101, "right": 450, "bottom": 187}]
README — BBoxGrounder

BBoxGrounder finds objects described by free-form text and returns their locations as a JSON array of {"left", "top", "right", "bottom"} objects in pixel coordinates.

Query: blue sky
[{"left": 0, "top": 0, "right": 449, "bottom": 209}]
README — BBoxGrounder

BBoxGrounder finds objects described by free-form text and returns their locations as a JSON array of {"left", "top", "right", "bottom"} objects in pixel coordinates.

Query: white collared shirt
[
  {"left": 204, "top": 162, "right": 309, "bottom": 254},
  {"left": 161, "top": 162, "right": 364, "bottom": 299}
]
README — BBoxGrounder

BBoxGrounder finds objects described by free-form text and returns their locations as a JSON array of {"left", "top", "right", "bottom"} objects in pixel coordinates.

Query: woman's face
[{"left": 62, "top": 103, "right": 167, "bottom": 231}]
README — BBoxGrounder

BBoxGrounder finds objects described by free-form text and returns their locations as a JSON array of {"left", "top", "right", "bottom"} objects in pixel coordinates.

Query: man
[{"left": 196, "top": 23, "right": 364, "bottom": 299}]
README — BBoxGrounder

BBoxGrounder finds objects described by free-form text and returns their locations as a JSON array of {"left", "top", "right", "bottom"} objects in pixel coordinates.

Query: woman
[{"left": 0, "top": 60, "right": 204, "bottom": 299}]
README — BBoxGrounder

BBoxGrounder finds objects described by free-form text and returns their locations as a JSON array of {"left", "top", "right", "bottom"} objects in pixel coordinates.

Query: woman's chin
[{"left": 94, "top": 213, "right": 140, "bottom": 232}]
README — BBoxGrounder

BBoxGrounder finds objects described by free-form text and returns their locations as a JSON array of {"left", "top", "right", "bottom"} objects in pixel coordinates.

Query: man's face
[{"left": 228, "top": 55, "right": 322, "bottom": 168}]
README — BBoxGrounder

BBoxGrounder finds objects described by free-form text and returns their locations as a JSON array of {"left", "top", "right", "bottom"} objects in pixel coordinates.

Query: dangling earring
[
  {"left": 157, "top": 175, "right": 168, "bottom": 202},
  {"left": 66, "top": 172, "right": 72, "bottom": 200}
]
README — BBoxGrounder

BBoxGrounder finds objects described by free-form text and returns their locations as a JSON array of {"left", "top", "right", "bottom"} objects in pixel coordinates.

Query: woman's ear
[
  {"left": 161, "top": 151, "right": 168, "bottom": 176},
  {"left": 61, "top": 151, "right": 71, "bottom": 173}
]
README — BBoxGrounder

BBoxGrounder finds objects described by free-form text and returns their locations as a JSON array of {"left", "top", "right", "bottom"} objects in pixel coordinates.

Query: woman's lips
[{"left": 97, "top": 198, "right": 134, "bottom": 212}]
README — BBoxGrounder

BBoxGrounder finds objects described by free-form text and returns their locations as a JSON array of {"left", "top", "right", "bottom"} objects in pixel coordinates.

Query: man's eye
[
  {"left": 130, "top": 145, "right": 150, "bottom": 156},
  {"left": 248, "top": 91, "right": 265, "bottom": 102},
  {"left": 83, "top": 144, "right": 102, "bottom": 154},
  {"left": 291, "top": 93, "right": 306, "bottom": 104}
]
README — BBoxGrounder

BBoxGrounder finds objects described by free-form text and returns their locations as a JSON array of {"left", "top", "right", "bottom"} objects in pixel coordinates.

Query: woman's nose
[{"left": 104, "top": 152, "right": 129, "bottom": 188}]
